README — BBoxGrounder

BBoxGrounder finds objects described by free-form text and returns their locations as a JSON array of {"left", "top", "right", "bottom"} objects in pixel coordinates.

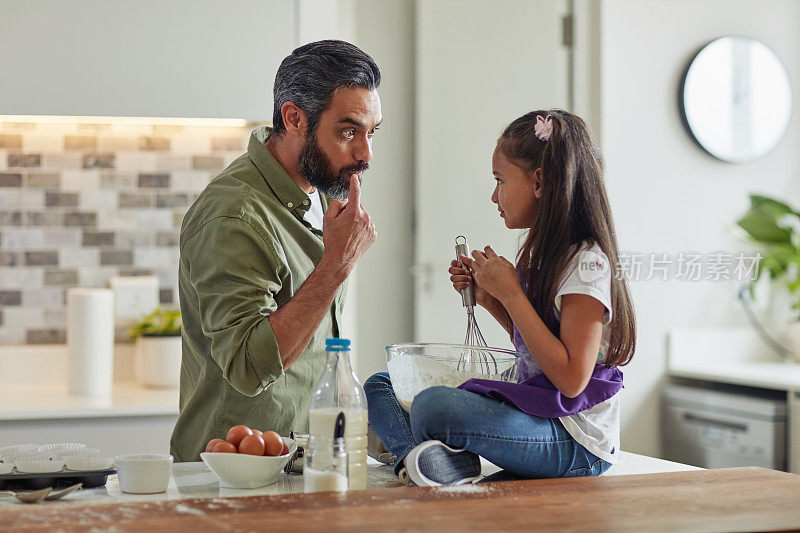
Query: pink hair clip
[{"left": 534, "top": 115, "right": 553, "bottom": 141}]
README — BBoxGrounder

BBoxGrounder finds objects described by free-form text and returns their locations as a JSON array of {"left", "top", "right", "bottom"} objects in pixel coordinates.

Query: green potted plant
[
  {"left": 736, "top": 194, "right": 800, "bottom": 362},
  {"left": 129, "top": 307, "right": 182, "bottom": 388}
]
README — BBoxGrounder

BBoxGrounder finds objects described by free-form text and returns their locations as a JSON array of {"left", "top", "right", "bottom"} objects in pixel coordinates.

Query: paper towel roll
[{"left": 67, "top": 288, "right": 114, "bottom": 396}]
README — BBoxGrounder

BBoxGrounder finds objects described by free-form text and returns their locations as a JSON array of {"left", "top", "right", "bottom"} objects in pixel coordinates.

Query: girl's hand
[
  {"left": 459, "top": 246, "right": 521, "bottom": 304},
  {"left": 448, "top": 259, "right": 494, "bottom": 308}
]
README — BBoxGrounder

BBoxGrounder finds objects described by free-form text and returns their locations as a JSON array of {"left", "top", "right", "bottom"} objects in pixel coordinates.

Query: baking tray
[{"left": 0, "top": 468, "right": 116, "bottom": 490}]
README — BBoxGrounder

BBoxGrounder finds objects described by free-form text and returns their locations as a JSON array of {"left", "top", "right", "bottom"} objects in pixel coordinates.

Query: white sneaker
[{"left": 405, "top": 440, "right": 481, "bottom": 487}]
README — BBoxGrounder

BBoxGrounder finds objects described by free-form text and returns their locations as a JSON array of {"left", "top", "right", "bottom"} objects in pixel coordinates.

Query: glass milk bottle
[
  {"left": 309, "top": 338, "right": 368, "bottom": 490},
  {"left": 304, "top": 412, "right": 349, "bottom": 493}
]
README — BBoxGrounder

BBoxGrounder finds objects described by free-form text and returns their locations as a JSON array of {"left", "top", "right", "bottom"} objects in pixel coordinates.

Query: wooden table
[{"left": 4, "top": 467, "right": 800, "bottom": 532}]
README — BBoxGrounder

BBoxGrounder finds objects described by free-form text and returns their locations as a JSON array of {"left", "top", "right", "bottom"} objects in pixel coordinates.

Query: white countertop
[
  {"left": 0, "top": 452, "right": 700, "bottom": 509},
  {"left": 0, "top": 383, "right": 178, "bottom": 421},
  {"left": 668, "top": 360, "right": 800, "bottom": 391},
  {"left": 0, "top": 344, "right": 178, "bottom": 421},
  {"left": 667, "top": 326, "right": 800, "bottom": 392}
]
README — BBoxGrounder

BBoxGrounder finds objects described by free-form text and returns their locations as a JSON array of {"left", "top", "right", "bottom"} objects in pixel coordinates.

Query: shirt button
[{"left": 287, "top": 202, "right": 293, "bottom": 208}]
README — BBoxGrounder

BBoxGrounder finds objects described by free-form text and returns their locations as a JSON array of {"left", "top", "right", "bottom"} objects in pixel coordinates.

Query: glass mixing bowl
[{"left": 385, "top": 343, "right": 519, "bottom": 411}]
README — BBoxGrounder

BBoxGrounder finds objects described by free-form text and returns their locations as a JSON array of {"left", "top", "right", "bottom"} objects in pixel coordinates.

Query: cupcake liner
[
  {"left": 65, "top": 456, "right": 114, "bottom": 471},
  {"left": 0, "top": 443, "right": 38, "bottom": 460},
  {"left": 37, "top": 442, "right": 87, "bottom": 457},
  {"left": 2, "top": 450, "right": 55, "bottom": 463},
  {"left": 0, "top": 462, "right": 14, "bottom": 475},
  {"left": 15, "top": 458, "right": 65, "bottom": 473},
  {"left": 62, "top": 447, "right": 101, "bottom": 458}
]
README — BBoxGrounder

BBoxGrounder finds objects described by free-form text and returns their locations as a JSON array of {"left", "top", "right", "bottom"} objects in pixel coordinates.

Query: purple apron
[{"left": 457, "top": 263, "right": 623, "bottom": 418}]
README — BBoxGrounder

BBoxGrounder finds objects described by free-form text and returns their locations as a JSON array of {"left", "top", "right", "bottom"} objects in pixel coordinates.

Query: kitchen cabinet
[
  {"left": 0, "top": 415, "right": 177, "bottom": 456},
  {"left": 792, "top": 391, "right": 800, "bottom": 472},
  {"left": 0, "top": 0, "right": 296, "bottom": 121},
  {"left": 667, "top": 327, "right": 800, "bottom": 474},
  {"left": 662, "top": 378, "right": 788, "bottom": 470},
  {"left": 666, "top": 364, "right": 800, "bottom": 474}
]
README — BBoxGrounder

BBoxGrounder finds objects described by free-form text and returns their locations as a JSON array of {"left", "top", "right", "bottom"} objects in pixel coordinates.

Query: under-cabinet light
[{"left": 0, "top": 115, "right": 251, "bottom": 127}]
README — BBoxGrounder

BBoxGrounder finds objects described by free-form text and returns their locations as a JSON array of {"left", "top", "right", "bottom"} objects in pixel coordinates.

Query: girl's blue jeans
[{"left": 364, "top": 371, "right": 611, "bottom": 478}]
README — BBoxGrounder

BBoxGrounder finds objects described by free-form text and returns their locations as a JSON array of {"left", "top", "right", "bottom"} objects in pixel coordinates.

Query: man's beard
[{"left": 298, "top": 130, "right": 369, "bottom": 201}]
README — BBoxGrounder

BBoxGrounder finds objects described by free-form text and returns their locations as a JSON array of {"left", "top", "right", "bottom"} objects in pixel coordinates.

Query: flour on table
[
  {"left": 433, "top": 483, "right": 489, "bottom": 494},
  {"left": 174, "top": 503, "right": 205, "bottom": 516}
]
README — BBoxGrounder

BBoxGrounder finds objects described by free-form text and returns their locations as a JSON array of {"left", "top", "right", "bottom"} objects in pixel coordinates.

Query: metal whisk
[{"left": 455, "top": 236, "right": 498, "bottom": 374}]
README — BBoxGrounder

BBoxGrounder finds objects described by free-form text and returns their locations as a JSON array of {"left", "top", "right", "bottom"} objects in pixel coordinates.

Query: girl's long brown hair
[{"left": 498, "top": 109, "right": 636, "bottom": 367}]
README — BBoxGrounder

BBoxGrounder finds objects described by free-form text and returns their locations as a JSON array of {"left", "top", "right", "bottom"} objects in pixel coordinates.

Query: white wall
[
  {"left": 413, "top": 0, "right": 570, "bottom": 349},
  {"left": 352, "top": 0, "right": 416, "bottom": 379},
  {"left": 599, "top": 0, "right": 800, "bottom": 455},
  {"left": 294, "top": 0, "right": 416, "bottom": 381}
]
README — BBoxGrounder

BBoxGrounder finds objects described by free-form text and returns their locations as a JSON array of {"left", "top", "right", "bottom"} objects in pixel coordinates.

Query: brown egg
[
  {"left": 280, "top": 441, "right": 290, "bottom": 456},
  {"left": 212, "top": 440, "right": 237, "bottom": 453},
  {"left": 252, "top": 429, "right": 263, "bottom": 438},
  {"left": 206, "top": 438, "right": 225, "bottom": 453},
  {"left": 262, "top": 431, "right": 284, "bottom": 457},
  {"left": 226, "top": 425, "right": 253, "bottom": 447},
  {"left": 238, "top": 434, "right": 266, "bottom": 456}
]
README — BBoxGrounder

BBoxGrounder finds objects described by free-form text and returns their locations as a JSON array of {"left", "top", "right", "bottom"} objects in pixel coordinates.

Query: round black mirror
[{"left": 680, "top": 36, "right": 792, "bottom": 163}]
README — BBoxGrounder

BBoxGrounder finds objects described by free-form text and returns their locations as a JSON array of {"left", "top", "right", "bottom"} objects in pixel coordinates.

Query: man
[{"left": 171, "top": 40, "right": 381, "bottom": 461}]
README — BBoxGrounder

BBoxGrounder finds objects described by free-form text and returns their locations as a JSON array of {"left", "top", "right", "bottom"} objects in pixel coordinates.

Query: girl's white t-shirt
[
  {"left": 553, "top": 241, "right": 621, "bottom": 464},
  {"left": 303, "top": 190, "right": 324, "bottom": 231}
]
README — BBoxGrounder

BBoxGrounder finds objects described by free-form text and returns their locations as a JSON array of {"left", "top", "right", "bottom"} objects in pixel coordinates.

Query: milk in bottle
[{"left": 308, "top": 338, "right": 368, "bottom": 490}]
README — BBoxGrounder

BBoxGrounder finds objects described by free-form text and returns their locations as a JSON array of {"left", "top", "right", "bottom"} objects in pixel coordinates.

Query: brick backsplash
[{"left": 0, "top": 121, "right": 250, "bottom": 345}]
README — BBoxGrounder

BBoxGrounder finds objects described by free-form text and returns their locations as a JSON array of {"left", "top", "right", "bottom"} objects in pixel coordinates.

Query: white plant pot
[
  {"left": 787, "top": 321, "right": 800, "bottom": 364},
  {"left": 135, "top": 336, "right": 182, "bottom": 388}
]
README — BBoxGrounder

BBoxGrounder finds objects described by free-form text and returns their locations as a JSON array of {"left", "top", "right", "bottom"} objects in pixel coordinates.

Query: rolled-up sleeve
[{"left": 183, "top": 215, "right": 285, "bottom": 396}]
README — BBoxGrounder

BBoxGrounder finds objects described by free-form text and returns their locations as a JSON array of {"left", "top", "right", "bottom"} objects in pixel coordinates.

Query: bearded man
[{"left": 171, "top": 40, "right": 382, "bottom": 461}]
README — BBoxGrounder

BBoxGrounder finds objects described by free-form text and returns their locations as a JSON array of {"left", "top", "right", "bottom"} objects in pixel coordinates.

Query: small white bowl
[
  {"left": 201, "top": 437, "right": 296, "bottom": 489},
  {"left": 115, "top": 454, "right": 173, "bottom": 494},
  {"left": 65, "top": 456, "right": 114, "bottom": 471}
]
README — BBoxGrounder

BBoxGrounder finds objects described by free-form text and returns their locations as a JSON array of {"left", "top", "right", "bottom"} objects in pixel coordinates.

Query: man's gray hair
[{"left": 272, "top": 40, "right": 381, "bottom": 134}]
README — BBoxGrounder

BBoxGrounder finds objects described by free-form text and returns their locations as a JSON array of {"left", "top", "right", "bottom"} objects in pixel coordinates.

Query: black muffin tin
[{"left": 0, "top": 468, "right": 116, "bottom": 490}]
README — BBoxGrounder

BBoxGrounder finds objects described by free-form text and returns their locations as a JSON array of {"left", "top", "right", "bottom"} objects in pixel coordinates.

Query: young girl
[{"left": 365, "top": 109, "right": 636, "bottom": 486}]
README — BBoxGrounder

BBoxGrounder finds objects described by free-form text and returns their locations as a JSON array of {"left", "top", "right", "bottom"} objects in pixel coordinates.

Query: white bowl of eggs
[{"left": 201, "top": 425, "right": 296, "bottom": 489}]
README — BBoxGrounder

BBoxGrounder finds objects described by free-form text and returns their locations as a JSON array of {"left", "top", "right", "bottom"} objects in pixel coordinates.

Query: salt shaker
[{"left": 304, "top": 412, "right": 349, "bottom": 493}]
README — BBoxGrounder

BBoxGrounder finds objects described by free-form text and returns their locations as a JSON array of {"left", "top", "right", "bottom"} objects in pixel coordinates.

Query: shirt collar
[{"left": 248, "top": 126, "right": 315, "bottom": 215}]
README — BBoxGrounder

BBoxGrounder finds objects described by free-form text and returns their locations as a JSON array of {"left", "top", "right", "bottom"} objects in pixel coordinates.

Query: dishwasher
[{"left": 661, "top": 379, "right": 787, "bottom": 470}]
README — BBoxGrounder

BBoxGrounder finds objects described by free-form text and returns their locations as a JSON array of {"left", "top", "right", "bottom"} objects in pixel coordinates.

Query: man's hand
[
  {"left": 320, "top": 174, "right": 377, "bottom": 281},
  {"left": 268, "top": 174, "right": 376, "bottom": 371}
]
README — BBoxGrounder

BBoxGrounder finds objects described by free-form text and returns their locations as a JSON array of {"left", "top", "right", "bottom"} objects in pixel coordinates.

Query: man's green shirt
[{"left": 170, "top": 127, "right": 346, "bottom": 462}]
